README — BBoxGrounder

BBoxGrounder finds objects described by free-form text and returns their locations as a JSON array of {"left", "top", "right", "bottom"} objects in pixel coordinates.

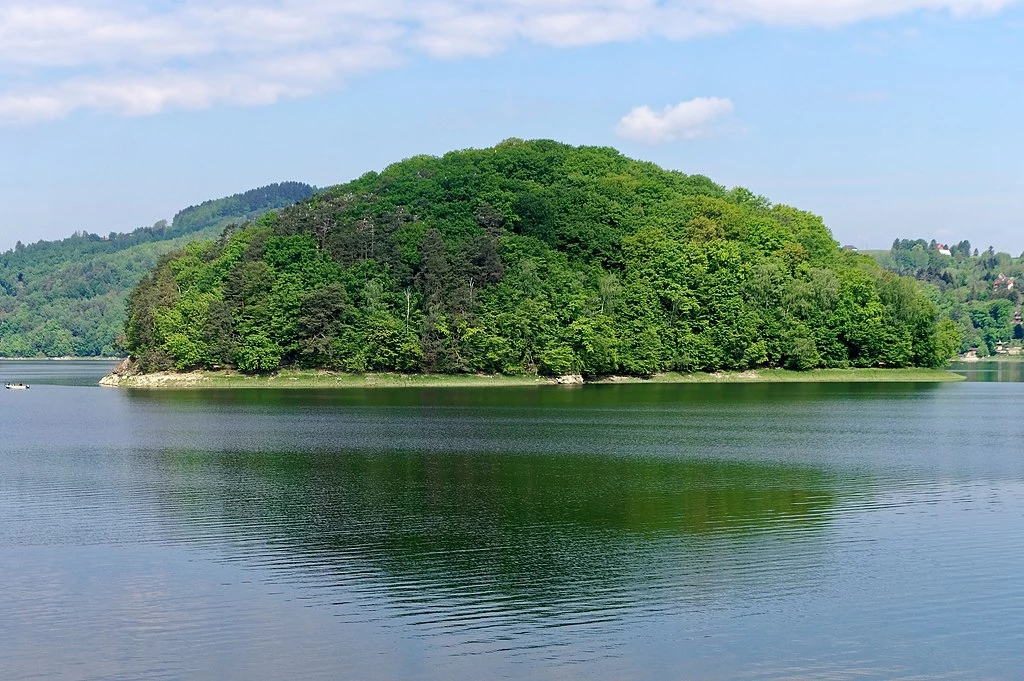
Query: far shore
[
  {"left": 953, "top": 353, "right": 1024, "bottom": 363},
  {"left": 100, "top": 366, "right": 965, "bottom": 389}
]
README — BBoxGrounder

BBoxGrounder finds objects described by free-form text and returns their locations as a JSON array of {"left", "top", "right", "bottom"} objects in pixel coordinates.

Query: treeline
[
  {"left": 0, "top": 182, "right": 315, "bottom": 356},
  {"left": 125, "top": 140, "right": 957, "bottom": 376},
  {"left": 872, "top": 239, "right": 1023, "bottom": 355},
  {"left": 171, "top": 182, "right": 315, "bottom": 237}
]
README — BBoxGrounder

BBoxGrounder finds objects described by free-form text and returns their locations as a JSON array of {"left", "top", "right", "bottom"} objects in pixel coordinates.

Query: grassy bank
[
  {"left": 102, "top": 367, "right": 964, "bottom": 389},
  {"left": 103, "top": 369, "right": 555, "bottom": 388},
  {"left": 599, "top": 368, "right": 964, "bottom": 384}
]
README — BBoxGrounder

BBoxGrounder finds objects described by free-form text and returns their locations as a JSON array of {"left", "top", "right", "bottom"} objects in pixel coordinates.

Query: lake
[{"left": 2, "top": 361, "right": 1022, "bottom": 680}]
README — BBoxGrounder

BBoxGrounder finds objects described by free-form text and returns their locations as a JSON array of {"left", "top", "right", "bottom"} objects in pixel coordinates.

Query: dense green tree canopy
[
  {"left": 0, "top": 182, "right": 314, "bottom": 357},
  {"left": 125, "top": 140, "right": 954, "bottom": 375}
]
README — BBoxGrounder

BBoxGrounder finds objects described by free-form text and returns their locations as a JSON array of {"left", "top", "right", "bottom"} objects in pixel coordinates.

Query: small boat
[{"left": 4, "top": 383, "right": 29, "bottom": 390}]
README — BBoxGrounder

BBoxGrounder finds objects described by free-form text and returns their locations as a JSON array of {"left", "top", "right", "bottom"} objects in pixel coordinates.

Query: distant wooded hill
[
  {"left": 0, "top": 182, "right": 315, "bottom": 356},
  {"left": 124, "top": 140, "right": 957, "bottom": 376},
  {"left": 870, "top": 239, "right": 1024, "bottom": 355}
]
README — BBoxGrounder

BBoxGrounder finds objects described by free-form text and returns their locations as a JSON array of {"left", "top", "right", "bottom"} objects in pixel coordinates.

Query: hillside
[
  {"left": 0, "top": 182, "right": 315, "bottom": 356},
  {"left": 871, "top": 239, "right": 1024, "bottom": 355},
  {"left": 124, "top": 140, "right": 957, "bottom": 376}
]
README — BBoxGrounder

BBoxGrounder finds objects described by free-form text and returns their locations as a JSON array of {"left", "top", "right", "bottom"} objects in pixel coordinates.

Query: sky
[{"left": 2, "top": 0, "right": 1024, "bottom": 254}]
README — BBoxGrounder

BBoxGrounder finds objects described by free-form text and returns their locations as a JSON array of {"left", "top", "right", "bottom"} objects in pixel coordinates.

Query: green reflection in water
[
  {"left": 129, "top": 379, "right": 947, "bottom": 409},
  {"left": 153, "top": 449, "right": 838, "bottom": 600},
  {"left": 949, "top": 360, "right": 1024, "bottom": 382},
  {"left": 127, "top": 381, "right": 929, "bottom": 615}
]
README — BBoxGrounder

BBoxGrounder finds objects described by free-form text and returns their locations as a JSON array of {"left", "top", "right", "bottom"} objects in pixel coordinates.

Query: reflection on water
[
  {"left": 2, "top": 362, "right": 1024, "bottom": 680},
  {"left": 949, "top": 359, "right": 1024, "bottom": 382},
  {"left": 153, "top": 450, "right": 838, "bottom": 613}
]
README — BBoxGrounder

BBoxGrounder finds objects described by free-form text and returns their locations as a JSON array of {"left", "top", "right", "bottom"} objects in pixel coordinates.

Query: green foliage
[
  {"left": 233, "top": 333, "right": 283, "bottom": 373},
  {"left": 0, "top": 182, "right": 315, "bottom": 357},
  {"left": 123, "top": 141, "right": 948, "bottom": 375}
]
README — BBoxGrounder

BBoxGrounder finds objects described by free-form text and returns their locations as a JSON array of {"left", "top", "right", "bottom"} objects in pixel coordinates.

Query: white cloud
[
  {"left": 615, "top": 97, "right": 735, "bottom": 144},
  {"left": 709, "top": 0, "right": 1015, "bottom": 26},
  {"left": 413, "top": 12, "right": 518, "bottom": 58},
  {"left": 0, "top": 45, "right": 401, "bottom": 123},
  {"left": 521, "top": 9, "right": 651, "bottom": 46},
  {"left": 0, "top": 0, "right": 1020, "bottom": 123}
]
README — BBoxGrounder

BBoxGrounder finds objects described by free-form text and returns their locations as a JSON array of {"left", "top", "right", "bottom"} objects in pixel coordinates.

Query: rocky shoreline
[{"left": 99, "top": 360, "right": 962, "bottom": 389}]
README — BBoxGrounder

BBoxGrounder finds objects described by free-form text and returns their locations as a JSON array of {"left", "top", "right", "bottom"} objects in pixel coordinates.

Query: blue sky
[{"left": 2, "top": 0, "right": 1024, "bottom": 254}]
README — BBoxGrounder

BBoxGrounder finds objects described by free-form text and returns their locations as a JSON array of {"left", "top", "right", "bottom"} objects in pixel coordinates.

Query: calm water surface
[
  {"left": 2, "top": 361, "right": 1023, "bottom": 680},
  {"left": 949, "top": 358, "right": 1024, "bottom": 382}
]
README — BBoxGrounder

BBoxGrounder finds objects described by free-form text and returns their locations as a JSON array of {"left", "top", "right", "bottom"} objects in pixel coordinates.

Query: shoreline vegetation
[{"left": 100, "top": 367, "right": 965, "bottom": 389}]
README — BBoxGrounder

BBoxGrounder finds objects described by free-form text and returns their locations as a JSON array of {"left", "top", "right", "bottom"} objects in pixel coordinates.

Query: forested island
[
  {"left": 115, "top": 139, "right": 958, "bottom": 383},
  {"left": 0, "top": 182, "right": 315, "bottom": 356}
]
